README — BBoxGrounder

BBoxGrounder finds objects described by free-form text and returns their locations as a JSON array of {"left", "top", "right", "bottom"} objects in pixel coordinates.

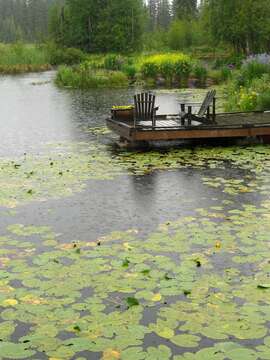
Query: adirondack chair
[
  {"left": 134, "top": 92, "right": 159, "bottom": 127},
  {"left": 180, "top": 90, "right": 216, "bottom": 126}
]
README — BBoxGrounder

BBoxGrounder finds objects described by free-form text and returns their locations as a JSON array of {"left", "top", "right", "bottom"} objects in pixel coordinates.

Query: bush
[
  {"left": 225, "top": 73, "right": 270, "bottom": 112},
  {"left": 140, "top": 53, "right": 192, "bottom": 84},
  {"left": 56, "top": 63, "right": 129, "bottom": 89},
  {"left": 141, "top": 61, "right": 159, "bottom": 78},
  {"left": 257, "top": 91, "right": 270, "bottom": 111},
  {"left": 192, "top": 64, "right": 208, "bottom": 83},
  {"left": 46, "top": 44, "right": 86, "bottom": 65},
  {"left": 236, "top": 60, "right": 270, "bottom": 87},
  {"left": 122, "top": 64, "right": 137, "bottom": 79},
  {"left": 103, "top": 54, "right": 125, "bottom": 71}
]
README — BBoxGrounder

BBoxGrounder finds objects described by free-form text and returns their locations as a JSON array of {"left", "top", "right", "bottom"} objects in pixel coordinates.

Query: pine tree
[
  {"left": 172, "top": 0, "right": 197, "bottom": 20},
  {"left": 157, "top": 0, "right": 171, "bottom": 29}
]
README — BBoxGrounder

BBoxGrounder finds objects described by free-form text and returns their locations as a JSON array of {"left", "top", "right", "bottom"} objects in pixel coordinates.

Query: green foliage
[
  {"left": 204, "top": 0, "right": 270, "bottom": 53},
  {"left": 0, "top": 43, "right": 51, "bottom": 73},
  {"left": 226, "top": 72, "right": 270, "bottom": 112},
  {"left": 122, "top": 64, "right": 137, "bottom": 79},
  {"left": 50, "top": 0, "right": 144, "bottom": 53},
  {"left": 46, "top": 44, "right": 86, "bottom": 65},
  {"left": 0, "top": 0, "right": 52, "bottom": 43},
  {"left": 237, "top": 62, "right": 270, "bottom": 87},
  {"left": 103, "top": 54, "right": 125, "bottom": 71},
  {"left": 56, "top": 64, "right": 129, "bottom": 89},
  {"left": 140, "top": 53, "right": 192, "bottom": 84},
  {"left": 168, "top": 20, "right": 193, "bottom": 50},
  {"left": 192, "top": 64, "right": 208, "bottom": 84}
]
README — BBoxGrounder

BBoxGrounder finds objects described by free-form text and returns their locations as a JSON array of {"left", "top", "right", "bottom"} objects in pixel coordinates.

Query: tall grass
[
  {"left": 56, "top": 64, "right": 129, "bottom": 89},
  {"left": 0, "top": 42, "right": 86, "bottom": 74},
  {"left": 0, "top": 43, "right": 51, "bottom": 74}
]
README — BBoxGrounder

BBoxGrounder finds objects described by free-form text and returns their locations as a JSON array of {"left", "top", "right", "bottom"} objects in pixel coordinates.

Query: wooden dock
[{"left": 107, "top": 111, "right": 270, "bottom": 143}]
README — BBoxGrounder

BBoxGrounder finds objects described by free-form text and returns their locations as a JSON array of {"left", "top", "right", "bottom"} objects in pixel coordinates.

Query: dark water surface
[{"left": 0, "top": 71, "right": 269, "bottom": 360}]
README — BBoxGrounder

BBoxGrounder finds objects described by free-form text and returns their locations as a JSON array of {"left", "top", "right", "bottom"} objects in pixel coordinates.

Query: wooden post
[
  {"left": 181, "top": 104, "right": 185, "bottom": 126},
  {"left": 213, "top": 97, "right": 216, "bottom": 122},
  {"left": 207, "top": 106, "right": 210, "bottom": 120},
  {"left": 188, "top": 106, "right": 192, "bottom": 126}
]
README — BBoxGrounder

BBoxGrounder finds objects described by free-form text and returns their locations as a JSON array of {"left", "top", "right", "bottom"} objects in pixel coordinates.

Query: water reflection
[{"left": 0, "top": 71, "right": 212, "bottom": 156}]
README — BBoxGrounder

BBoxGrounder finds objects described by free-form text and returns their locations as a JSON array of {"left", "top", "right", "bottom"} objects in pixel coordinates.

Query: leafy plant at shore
[
  {"left": 225, "top": 55, "right": 270, "bottom": 111},
  {"left": 140, "top": 53, "right": 193, "bottom": 85},
  {"left": 56, "top": 64, "right": 129, "bottom": 89}
]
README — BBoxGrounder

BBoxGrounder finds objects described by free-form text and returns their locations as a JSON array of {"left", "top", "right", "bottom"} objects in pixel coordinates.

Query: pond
[{"left": 0, "top": 71, "right": 270, "bottom": 360}]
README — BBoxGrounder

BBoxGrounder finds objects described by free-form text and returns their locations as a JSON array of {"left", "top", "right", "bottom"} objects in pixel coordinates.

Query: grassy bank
[
  {"left": 56, "top": 52, "right": 211, "bottom": 89},
  {"left": 0, "top": 43, "right": 85, "bottom": 74}
]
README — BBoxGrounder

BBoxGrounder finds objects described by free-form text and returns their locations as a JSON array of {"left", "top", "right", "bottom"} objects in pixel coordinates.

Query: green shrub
[
  {"left": 225, "top": 73, "right": 270, "bottom": 112},
  {"left": 103, "top": 54, "right": 125, "bottom": 71},
  {"left": 220, "top": 66, "right": 232, "bottom": 82},
  {"left": 47, "top": 45, "right": 86, "bottom": 65},
  {"left": 141, "top": 61, "right": 159, "bottom": 78},
  {"left": 159, "top": 61, "right": 174, "bottom": 83},
  {"left": 56, "top": 64, "right": 129, "bottom": 89},
  {"left": 192, "top": 64, "right": 208, "bottom": 83},
  {"left": 257, "top": 91, "right": 270, "bottom": 111},
  {"left": 140, "top": 53, "right": 192, "bottom": 83},
  {"left": 122, "top": 64, "right": 137, "bottom": 79}
]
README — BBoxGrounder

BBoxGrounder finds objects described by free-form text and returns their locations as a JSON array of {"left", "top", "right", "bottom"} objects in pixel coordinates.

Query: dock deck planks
[{"left": 106, "top": 111, "right": 270, "bottom": 143}]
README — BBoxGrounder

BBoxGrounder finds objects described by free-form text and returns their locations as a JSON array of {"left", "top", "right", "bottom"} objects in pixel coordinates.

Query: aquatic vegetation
[
  {"left": 140, "top": 53, "right": 193, "bottom": 85},
  {"left": 1, "top": 131, "right": 270, "bottom": 358},
  {"left": 56, "top": 65, "right": 129, "bottom": 89},
  {"left": 1, "top": 196, "right": 270, "bottom": 358},
  {"left": 1, "top": 141, "right": 270, "bottom": 208}
]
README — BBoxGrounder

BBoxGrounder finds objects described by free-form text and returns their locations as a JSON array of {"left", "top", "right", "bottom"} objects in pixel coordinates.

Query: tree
[
  {"left": 51, "top": 0, "right": 144, "bottom": 52},
  {"left": 172, "top": 0, "right": 197, "bottom": 20},
  {"left": 203, "top": 0, "right": 270, "bottom": 53},
  {"left": 157, "top": 0, "right": 171, "bottom": 29}
]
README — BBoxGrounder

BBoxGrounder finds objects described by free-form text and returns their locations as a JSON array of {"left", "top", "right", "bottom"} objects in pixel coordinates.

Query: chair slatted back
[
  {"left": 198, "top": 90, "right": 216, "bottom": 118},
  {"left": 134, "top": 93, "right": 156, "bottom": 121}
]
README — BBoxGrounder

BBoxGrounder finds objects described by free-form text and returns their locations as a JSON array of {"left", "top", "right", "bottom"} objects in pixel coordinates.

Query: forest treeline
[{"left": 1, "top": 0, "right": 270, "bottom": 54}]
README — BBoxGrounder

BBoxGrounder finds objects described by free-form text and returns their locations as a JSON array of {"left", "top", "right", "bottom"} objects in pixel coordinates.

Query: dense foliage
[
  {"left": 0, "top": 0, "right": 55, "bottom": 42},
  {"left": 204, "top": 0, "right": 270, "bottom": 53},
  {"left": 226, "top": 55, "right": 270, "bottom": 112},
  {"left": 50, "top": 0, "right": 144, "bottom": 52}
]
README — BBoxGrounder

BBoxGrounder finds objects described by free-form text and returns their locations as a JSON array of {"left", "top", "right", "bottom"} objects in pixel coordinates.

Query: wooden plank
[
  {"left": 106, "top": 119, "right": 132, "bottom": 140},
  {"left": 130, "top": 126, "right": 270, "bottom": 141}
]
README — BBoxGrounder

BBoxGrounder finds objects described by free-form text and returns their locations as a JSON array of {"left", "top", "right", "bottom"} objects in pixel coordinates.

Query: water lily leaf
[
  {"left": 170, "top": 334, "right": 201, "bottom": 348},
  {"left": 0, "top": 342, "right": 36, "bottom": 359},
  {"left": 126, "top": 297, "right": 139, "bottom": 308}
]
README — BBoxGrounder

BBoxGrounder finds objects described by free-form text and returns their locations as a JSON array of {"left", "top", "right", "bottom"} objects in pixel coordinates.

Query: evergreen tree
[
  {"left": 172, "top": 0, "right": 197, "bottom": 20},
  {"left": 157, "top": 0, "right": 171, "bottom": 29},
  {"left": 148, "top": 0, "right": 158, "bottom": 31},
  {"left": 203, "top": 0, "right": 270, "bottom": 53},
  {"left": 54, "top": 0, "right": 144, "bottom": 52}
]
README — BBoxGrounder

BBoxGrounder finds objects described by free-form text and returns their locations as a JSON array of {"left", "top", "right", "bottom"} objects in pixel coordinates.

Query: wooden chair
[
  {"left": 134, "top": 92, "right": 159, "bottom": 128},
  {"left": 180, "top": 90, "right": 216, "bottom": 126}
]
